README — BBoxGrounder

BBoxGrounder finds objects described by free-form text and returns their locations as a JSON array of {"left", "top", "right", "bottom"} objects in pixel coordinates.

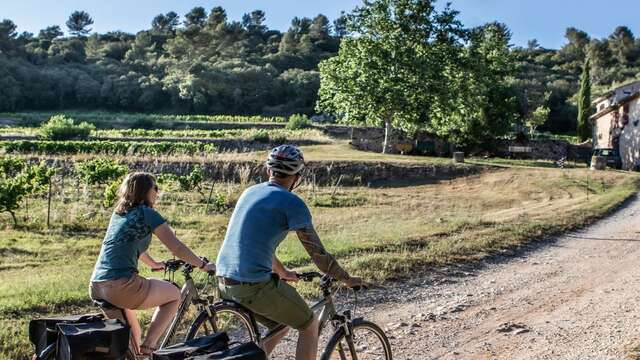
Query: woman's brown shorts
[{"left": 89, "top": 274, "right": 152, "bottom": 310}]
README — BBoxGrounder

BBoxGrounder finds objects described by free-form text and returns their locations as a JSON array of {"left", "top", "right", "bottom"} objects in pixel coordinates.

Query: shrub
[
  {"left": 176, "top": 165, "right": 204, "bottom": 193},
  {"left": 250, "top": 129, "right": 270, "bottom": 143},
  {"left": 39, "top": 115, "right": 95, "bottom": 140},
  {"left": 103, "top": 178, "right": 122, "bottom": 208},
  {"left": 76, "top": 158, "right": 128, "bottom": 185},
  {"left": 286, "top": 114, "right": 312, "bottom": 130},
  {"left": 0, "top": 159, "right": 55, "bottom": 226},
  {"left": 207, "top": 192, "right": 230, "bottom": 213}
]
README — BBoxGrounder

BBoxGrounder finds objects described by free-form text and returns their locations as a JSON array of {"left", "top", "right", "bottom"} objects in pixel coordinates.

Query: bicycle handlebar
[
  {"left": 159, "top": 257, "right": 215, "bottom": 275},
  {"left": 296, "top": 271, "right": 323, "bottom": 282},
  {"left": 295, "top": 272, "right": 366, "bottom": 292}
]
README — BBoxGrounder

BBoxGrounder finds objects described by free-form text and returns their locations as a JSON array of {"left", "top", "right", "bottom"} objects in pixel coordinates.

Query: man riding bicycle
[{"left": 215, "top": 145, "right": 364, "bottom": 360}]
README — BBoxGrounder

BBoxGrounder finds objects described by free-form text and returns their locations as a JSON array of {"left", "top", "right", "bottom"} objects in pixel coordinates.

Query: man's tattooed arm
[{"left": 296, "top": 225, "right": 350, "bottom": 281}]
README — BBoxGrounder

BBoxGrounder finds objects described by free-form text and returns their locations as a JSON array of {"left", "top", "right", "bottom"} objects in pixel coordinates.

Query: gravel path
[{"left": 275, "top": 195, "right": 640, "bottom": 359}]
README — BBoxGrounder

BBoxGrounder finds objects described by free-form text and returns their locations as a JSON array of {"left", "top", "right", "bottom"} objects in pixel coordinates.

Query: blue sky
[{"left": 2, "top": 0, "right": 639, "bottom": 49}]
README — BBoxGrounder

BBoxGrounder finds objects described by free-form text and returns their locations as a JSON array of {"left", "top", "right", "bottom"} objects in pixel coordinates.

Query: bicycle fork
[{"left": 334, "top": 310, "right": 359, "bottom": 360}]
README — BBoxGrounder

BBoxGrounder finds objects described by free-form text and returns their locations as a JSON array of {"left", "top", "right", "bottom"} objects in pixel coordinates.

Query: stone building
[{"left": 591, "top": 80, "right": 640, "bottom": 170}]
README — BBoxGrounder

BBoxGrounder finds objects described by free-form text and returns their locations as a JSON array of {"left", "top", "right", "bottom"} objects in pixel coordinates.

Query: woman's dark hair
[{"left": 114, "top": 172, "right": 156, "bottom": 214}]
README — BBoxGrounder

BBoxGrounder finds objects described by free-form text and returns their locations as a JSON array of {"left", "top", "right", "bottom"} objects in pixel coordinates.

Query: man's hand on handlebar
[{"left": 200, "top": 262, "right": 216, "bottom": 274}]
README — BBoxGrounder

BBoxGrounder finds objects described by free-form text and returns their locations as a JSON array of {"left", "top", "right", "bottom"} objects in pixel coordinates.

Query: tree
[
  {"left": 309, "top": 14, "right": 331, "bottom": 42},
  {"left": 38, "top": 25, "right": 63, "bottom": 41},
  {"left": 577, "top": 59, "right": 592, "bottom": 141},
  {"left": 333, "top": 12, "right": 348, "bottom": 38},
  {"left": 561, "top": 27, "right": 589, "bottom": 60},
  {"left": 527, "top": 39, "right": 540, "bottom": 51},
  {"left": 449, "top": 22, "right": 519, "bottom": 147},
  {"left": 152, "top": 11, "right": 180, "bottom": 34},
  {"left": 317, "top": 0, "right": 466, "bottom": 153},
  {"left": 0, "top": 19, "right": 18, "bottom": 53},
  {"left": 184, "top": 6, "right": 207, "bottom": 27},
  {"left": 66, "top": 11, "right": 94, "bottom": 36},
  {"left": 526, "top": 106, "right": 550, "bottom": 136},
  {"left": 608, "top": 26, "right": 636, "bottom": 66},
  {"left": 242, "top": 10, "right": 267, "bottom": 34},
  {"left": 207, "top": 6, "right": 228, "bottom": 29}
]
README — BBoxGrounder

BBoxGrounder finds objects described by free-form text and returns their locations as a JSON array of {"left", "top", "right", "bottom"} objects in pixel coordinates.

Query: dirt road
[{"left": 348, "top": 195, "right": 640, "bottom": 359}]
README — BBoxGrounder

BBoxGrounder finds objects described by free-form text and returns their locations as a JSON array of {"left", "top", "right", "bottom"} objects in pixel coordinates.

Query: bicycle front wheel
[
  {"left": 321, "top": 318, "right": 393, "bottom": 360},
  {"left": 185, "top": 302, "right": 258, "bottom": 345}
]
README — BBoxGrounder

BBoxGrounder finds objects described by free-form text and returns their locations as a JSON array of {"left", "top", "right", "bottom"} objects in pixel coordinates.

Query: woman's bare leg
[
  {"left": 123, "top": 309, "right": 142, "bottom": 354},
  {"left": 136, "top": 279, "right": 181, "bottom": 350}
]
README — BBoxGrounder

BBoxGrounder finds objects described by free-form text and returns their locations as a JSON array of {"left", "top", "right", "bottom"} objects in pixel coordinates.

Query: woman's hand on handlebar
[
  {"left": 280, "top": 269, "right": 299, "bottom": 282},
  {"left": 151, "top": 261, "right": 166, "bottom": 272}
]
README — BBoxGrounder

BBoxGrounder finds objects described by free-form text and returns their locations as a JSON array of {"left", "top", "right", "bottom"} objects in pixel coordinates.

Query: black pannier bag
[
  {"left": 55, "top": 319, "right": 130, "bottom": 360},
  {"left": 152, "top": 332, "right": 230, "bottom": 360},
  {"left": 29, "top": 313, "right": 105, "bottom": 356},
  {"left": 185, "top": 343, "right": 267, "bottom": 360}
]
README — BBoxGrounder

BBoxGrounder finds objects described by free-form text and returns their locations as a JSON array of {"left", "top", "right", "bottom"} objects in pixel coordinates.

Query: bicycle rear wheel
[
  {"left": 185, "top": 302, "right": 258, "bottom": 344},
  {"left": 320, "top": 319, "right": 392, "bottom": 360}
]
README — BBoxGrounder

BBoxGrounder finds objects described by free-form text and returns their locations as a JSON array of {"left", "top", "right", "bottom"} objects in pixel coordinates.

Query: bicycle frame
[{"left": 159, "top": 270, "right": 210, "bottom": 348}]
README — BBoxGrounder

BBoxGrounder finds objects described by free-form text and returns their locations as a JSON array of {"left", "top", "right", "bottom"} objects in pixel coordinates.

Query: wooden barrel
[
  {"left": 453, "top": 152, "right": 465, "bottom": 163},
  {"left": 590, "top": 156, "right": 607, "bottom": 170}
]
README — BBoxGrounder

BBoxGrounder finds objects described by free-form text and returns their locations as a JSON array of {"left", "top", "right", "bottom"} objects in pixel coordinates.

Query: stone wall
[
  {"left": 349, "top": 126, "right": 592, "bottom": 162},
  {"left": 495, "top": 140, "right": 591, "bottom": 162},
  {"left": 32, "top": 157, "right": 489, "bottom": 187},
  {"left": 349, "top": 127, "right": 451, "bottom": 155}
]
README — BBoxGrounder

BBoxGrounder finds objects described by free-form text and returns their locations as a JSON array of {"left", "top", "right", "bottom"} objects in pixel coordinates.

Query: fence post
[
  {"left": 330, "top": 175, "right": 344, "bottom": 198},
  {"left": 47, "top": 177, "right": 52, "bottom": 228},
  {"left": 204, "top": 180, "right": 215, "bottom": 213}
]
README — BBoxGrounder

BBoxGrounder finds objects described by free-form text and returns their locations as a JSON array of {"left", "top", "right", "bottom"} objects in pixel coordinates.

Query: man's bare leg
[
  {"left": 296, "top": 315, "right": 319, "bottom": 360},
  {"left": 263, "top": 327, "right": 289, "bottom": 355}
]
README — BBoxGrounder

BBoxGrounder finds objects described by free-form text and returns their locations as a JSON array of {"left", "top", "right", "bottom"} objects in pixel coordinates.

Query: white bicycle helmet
[{"left": 266, "top": 145, "right": 305, "bottom": 176}]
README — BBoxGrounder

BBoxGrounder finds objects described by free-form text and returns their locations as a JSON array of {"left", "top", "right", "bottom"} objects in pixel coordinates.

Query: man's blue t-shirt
[
  {"left": 216, "top": 182, "right": 313, "bottom": 283},
  {"left": 91, "top": 205, "right": 166, "bottom": 281}
]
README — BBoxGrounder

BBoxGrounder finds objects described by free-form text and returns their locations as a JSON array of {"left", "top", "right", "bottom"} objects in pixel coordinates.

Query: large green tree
[
  {"left": 577, "top": 59, "right": 592, "bottom": 141},
  {"left": 441, "top": 22, "right": 518, "bottom": 147},
  {"left": 317, "top": 0, "right": 466, "bottom": 153}
]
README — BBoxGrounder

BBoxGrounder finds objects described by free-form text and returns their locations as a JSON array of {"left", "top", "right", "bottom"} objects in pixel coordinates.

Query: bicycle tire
[
  {"left": 320, "top": 318, "right": 393, "bottom": 360},
  {"left": 185, "top": 302, "right": 258, "bottom": 344}
]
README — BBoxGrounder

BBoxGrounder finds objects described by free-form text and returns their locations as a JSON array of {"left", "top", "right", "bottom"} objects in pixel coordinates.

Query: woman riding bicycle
[{"left": 89, "top": 172, "right": 215, "bottom": 357}]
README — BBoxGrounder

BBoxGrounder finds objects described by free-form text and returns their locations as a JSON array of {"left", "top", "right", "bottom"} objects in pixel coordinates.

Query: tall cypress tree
[{"left": 577, "top": 59, "right": 592, "bottom": 141}]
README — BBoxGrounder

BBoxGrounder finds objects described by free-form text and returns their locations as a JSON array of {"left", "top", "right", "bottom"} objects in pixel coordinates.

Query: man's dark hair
[{"left": 271, "top": 171, "right": 291, "bottom": 179}]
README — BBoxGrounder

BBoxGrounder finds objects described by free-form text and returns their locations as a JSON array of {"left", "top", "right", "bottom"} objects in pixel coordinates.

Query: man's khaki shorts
[
  {"left": 89, "top": 274, "right": 152, "bottom": 310},
  {"left": 218, "top": 274, "right": 314, "bottom": 331}
]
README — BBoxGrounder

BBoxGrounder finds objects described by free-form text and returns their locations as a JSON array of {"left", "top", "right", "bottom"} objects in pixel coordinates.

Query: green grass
[
  {"left": 532, "top": 132, "right": 581, "bottom": 144},
  {"left": 468, "top": 157, "right": 588, "bottom": 169},
  {"left": 0, "top": 167, "right": 638, "bottom": 358}
]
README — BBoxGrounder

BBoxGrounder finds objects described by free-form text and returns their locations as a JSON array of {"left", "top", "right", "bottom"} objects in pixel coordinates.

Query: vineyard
[
  {"left": 1, "top": 111, "right": 288, "bottom": 125},
  {"left": 1, "top": 112, "right": 639, "bottom": 359}
]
